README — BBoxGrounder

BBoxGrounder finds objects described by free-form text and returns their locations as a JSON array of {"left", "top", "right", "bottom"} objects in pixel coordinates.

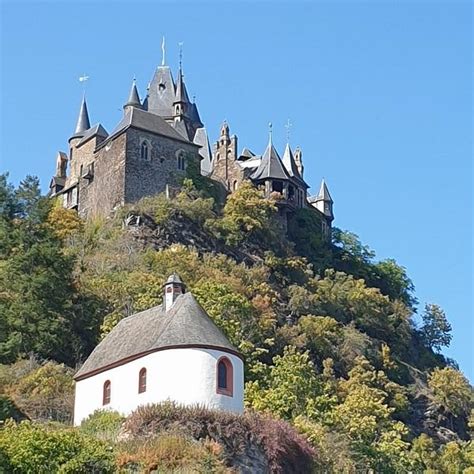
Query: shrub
[
  {"left": 5, "top": 361, "right": 74, "bottom": 423},
  {"left": 80, "top": 409, "right": 124, "bottom": 442},
  {"left": 122, "top": 402, "right": 315, "bottom": 473},
  {"left": 116, "top": 434, "right": 229, "bottom": 473},
  {"left": 0, "top": 419, "right": 115, "bottom": 473}
]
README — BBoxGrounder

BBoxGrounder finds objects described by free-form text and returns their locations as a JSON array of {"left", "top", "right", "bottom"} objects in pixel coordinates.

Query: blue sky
[{"left": 1, "top": 1, "right": 472, "bottom": 380}]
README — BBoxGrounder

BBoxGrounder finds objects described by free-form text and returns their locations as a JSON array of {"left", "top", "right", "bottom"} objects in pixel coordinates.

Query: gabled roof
[
  {"left": 75, "top": 292, "right": 241, "bottom": 380},
  {"left": 77, "top": 124, "right": 109, "bottom": 147},
  {"left": 238, "top": 148, "right": 255, "bottom": 161},
  {"left": 251, "top": 140, "right": 290, "bottom": 181},
  {"left": 147, "top": 65, "right": 176, "bottom": 117},
  {"left": 105, "top": 107, "right": 199, "bottom": 147}
]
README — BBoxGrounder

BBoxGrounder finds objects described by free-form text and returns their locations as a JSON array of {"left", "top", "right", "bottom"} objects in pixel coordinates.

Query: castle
[{"left": 50, "top": 56, "right": 334, "bottom": 236}]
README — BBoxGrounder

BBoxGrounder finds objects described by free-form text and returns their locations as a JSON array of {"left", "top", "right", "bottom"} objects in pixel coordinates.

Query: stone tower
[{"left": 212, "top": 121, "right": 238, "bottom": 191}]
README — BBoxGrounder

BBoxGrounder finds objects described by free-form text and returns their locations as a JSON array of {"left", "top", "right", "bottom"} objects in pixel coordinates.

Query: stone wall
[
  {"left": 124, "top": 129, "right": 200, "bottom": 204},
  {"left": 78, "top": 133, "right": 127, "bottom": 218}
]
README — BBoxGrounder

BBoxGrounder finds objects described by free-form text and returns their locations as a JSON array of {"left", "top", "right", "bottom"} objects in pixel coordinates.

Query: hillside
[{"left": 0, "top": 173, "right": 472, "bottom": 472}]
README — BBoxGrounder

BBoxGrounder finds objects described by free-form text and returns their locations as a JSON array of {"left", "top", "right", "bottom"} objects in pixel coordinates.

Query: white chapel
[{"left": 73, "top": 274, "right": 244, "bottom": 425}]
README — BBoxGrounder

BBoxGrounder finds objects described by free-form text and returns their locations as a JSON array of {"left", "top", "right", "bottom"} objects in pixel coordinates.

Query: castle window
[
  {"left": 216, "top": 153, "right": 220, "bottom": 161},
  {"left": 103, "top": 380, "right": 111, "bottom": 405},
  {"left": 216, "top": 356, "right": 233, "bottom": 397},
  {"left": 140, "top": 142, "right": 150, "bottom": 161},
  {"left": 177, "top": 153, "right": 185, "bottom": 171},
  {"left": 272, "top": 181, "right": 283, "bottom": 194},
  {"left": 138, "top": 368, "right": 147, "bottom": 394},
  {"left": 233, "top": 180, "right": 238, "bottom": 191}
]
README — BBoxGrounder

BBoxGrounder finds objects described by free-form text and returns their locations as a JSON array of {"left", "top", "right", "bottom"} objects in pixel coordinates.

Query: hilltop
[{"left": 0, "top": 173, "right": 472, "bottom": 472}]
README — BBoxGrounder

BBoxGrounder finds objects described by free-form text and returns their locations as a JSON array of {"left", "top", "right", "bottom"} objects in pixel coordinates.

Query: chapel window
[
  {"left": 140, "top": 142, "right": 149, "bottom": 161},
  {"left": 103, "top": 380, "right": 111, "bottom": 405},
  {"left": 138, "top": 368, "right": 147, "bottom": 394},
  {"left": 177, "top": 153, "right": 185, "bottom": 171},
  {"left": 216, "top": 357, "right": 233, "bottom": 397}
]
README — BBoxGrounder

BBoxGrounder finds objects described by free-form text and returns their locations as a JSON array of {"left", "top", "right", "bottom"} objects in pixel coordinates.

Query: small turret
[
  {"left": 212, "top": 121, "right": 238, "bottom": 190},
  {"left": 123, "top": 79, "right": 141, "bottom": 112},
  {"left": 70, "top": 96, "right": 91, "bottom": 140},
  {"left": 314, "top": 179, "right": 334, "bottom": 221},
  {"left": 173, "top": 69, "right": 190, "bottom": 117},
  {"left": 163, "top": 274, "right": 186, "bottom": 311}
]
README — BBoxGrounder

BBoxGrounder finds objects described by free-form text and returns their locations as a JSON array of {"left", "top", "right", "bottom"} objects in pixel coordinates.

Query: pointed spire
[
  {"left": 73, "top": 96, "right": 91, "bottom": 137},
  {"left": 282, "top": 143, "right": 301, "bottom": 178},
  {"left": 294, "top": 146, "right": 304, "bottom": 177},
  {"left": 124, "top": 78, "right": 141, "bottom": 110},
  {"left": 317, "top": 179, "right": 333, "bottom": 203},
  {"left": 174, "top": 68, "right": 190, "bottom": 104}
]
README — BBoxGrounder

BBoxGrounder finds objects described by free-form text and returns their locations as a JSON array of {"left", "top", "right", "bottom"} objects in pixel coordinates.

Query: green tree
[
  {"left": 212, "top": 181, "right": 279, "bottom": 246},
  {"left": 420, "top": 303, "right": 452, "bottom": 351},
  {"left": 428, "top": 367, "right": 472, "bottom": 418},
  {"left": 245, "top": 346, "right": 321, "bottom": 420}
]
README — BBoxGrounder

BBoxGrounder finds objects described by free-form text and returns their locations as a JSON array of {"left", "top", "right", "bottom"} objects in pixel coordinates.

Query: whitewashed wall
[{"left": 74, "top": 348, "right": 244, "bottom": 425}]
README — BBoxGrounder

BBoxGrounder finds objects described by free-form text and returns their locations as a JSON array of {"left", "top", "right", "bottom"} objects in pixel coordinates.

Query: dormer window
[{"left": 216, "top": 356, "right": 233, "bottom": 397}]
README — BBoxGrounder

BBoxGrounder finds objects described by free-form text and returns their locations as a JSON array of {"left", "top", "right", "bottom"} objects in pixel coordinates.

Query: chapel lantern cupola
[{"left": 163, "top": 273, "right": 186, "bottom": 311}]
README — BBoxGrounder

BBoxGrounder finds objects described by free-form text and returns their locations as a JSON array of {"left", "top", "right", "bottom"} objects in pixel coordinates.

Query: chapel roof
[{"left": 75, "top": 292, "right": 240, "bottom": 380}]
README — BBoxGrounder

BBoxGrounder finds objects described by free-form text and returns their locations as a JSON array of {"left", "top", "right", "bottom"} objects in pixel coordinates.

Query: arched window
[
  {"left": 140, "top": 142, "right": 149, "bottom": 161},
  {"left": 233, "top": 180, "right": 238, "bottom": 191},
  {"left": 216, "top": 356, "right": 233, "bottom": 396},
  {"left": 138, "top": 368, "right": 147, "bottom": 394},
  {"left": 103, "top": 380, "right": 111, "bottom": 405},
  {"left": 177, "top": 154, "right": 185, "bottom": 171}
]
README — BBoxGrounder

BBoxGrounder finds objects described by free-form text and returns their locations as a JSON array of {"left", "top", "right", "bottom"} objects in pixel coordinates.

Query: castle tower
[
  {"left": 163, "top": 273, "right": 186, "bottom": 311},
  {"left": 123, "top": 79, "right": 142, "bottom": 113},
  {"left": 212, "top": 121, "right": 238, "bottom": 191},
  {"left": 68, "top": 96, "right": 91, "bottom": 179},
  {"left": 314, "top": 179, "right": 334, "bottom": 221}
]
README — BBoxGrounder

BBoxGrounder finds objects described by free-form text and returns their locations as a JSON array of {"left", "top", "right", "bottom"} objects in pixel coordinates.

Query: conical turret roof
[
  {"left": 252, "top": 138, "right": 290, "bottom": 181},
  {"left": 124, "top": 79, "right": 141, "bottom": 108},
  {"left": 282, "top": 143, "right": 302, "bottom": 178},
  {"left": 72, "top": 96, "right": 91, "bottom": 138},
  {"left": 174, "top": 69, "right": 190, "bottom": 104}
]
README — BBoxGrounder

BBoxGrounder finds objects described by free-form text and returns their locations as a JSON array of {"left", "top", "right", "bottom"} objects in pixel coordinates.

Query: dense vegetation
[{"left": 0, "top": 173, "right": 472, "bottom": 472}]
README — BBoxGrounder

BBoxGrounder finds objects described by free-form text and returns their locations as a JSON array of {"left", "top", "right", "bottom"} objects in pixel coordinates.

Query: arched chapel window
[
  {"left": 177, "top": 152, "right": 185, "bottom": 171},
  {"left": 138, "top": 368, "right": 147, "bottom": 394},
  {"left": 216, "top": 356, "right": 233, "bottom": 397},
  {"left": 140, "top": 142, "right": 149, "bottom": 161},
  {"left": 103, "top": 380, "right": 111, "bottom": 405}
]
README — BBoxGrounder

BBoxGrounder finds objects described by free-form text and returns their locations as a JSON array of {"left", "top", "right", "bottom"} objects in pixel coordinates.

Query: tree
[
  {"left": 420, "top": 303, "right": 452, "bottom": 351},
  {"left": 212, "top": 181, "right": 279, "bottom": 246},
  {"left": 245, "top": 346, "right": 321, "bottom": 420},
  {"left": 428, "top": 367, "right": 472, "bottom": 418}
]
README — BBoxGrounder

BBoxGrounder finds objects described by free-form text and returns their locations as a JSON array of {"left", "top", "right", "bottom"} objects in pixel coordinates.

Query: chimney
[{"left": 163, "top": 274, "right": 186, "bottom": 311}]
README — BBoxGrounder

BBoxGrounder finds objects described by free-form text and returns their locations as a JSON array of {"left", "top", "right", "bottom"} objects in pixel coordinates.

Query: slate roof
[
  {"left": 251, "top": 141, "right": 290, "bottom": 181},
  {"left": 75, "top": 292, "right": 241, "bottom": 380},
  {"left": 193, "top": 127, "right": 212, "bottom": 175},
  {"left": 71, "top": 97, "right": 91, "bottom": 139},
  {"left": 175, "top": 71, "right": 190, "bottom": 104},
  {"left": 125, "top": 80, "right": 141, "bottom": 107},
  {"left": 147, "top": 65, "right": 176, "bottom": 117},
  {"left": 238, "top": 148, "right": 255, "bottom": 161},
  {"left": 77, "top": 124, "right": 109, "bottom": 147},
  {"left": 316, "top": 179, "right": 333, "bottom": 202},
  {"left": 105, "top": 108, "right": 199, "bottom": 146}
]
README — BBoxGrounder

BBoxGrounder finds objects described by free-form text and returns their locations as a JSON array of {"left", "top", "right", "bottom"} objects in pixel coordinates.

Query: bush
[
  {"left": 80, "top": 409, "right": 124, "bottom": 442},
  {"left": 116, "top": 434, "right": 229, "bottom": 473},
  {"left": 0, "top": 419, "right": 115, "bottom": 473},
  {"left": 122, "top": 402, "right": 315, "bottom": 473}
]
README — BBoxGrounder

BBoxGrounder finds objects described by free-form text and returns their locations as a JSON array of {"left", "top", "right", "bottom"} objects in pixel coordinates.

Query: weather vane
[
  {"left": 161, "top": 36, "right": 166, "bottom": 66},
  {"left": 285, "top": 119, "right": 292, "bottom": 143},
  {"left": 79, "top": 74, "right": 89, "bottom": 97}
]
